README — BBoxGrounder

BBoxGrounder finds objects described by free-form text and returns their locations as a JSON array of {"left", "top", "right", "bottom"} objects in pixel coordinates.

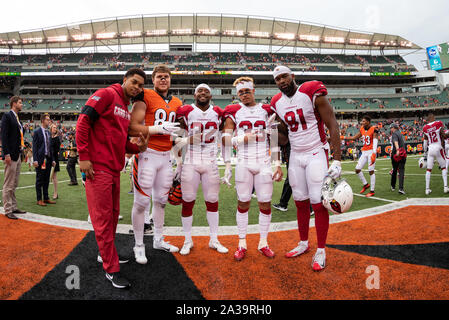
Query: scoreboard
[{"left": 427, "top": 42, "right": 449, "bottom": 71}]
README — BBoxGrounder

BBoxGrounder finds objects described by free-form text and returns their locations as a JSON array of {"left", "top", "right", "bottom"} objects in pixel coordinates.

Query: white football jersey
[
  {"left": 444, "top": 129, "right": 449, "bottom": 151},
  {"left": 224, "top": 102, "right": 272, "bottom": 162},
  {"left": 177, "top": 104, "right": 223, "bottom": 164},
  {"left": 423, "top": 120, "right": 444, "bottom": 149},
  {"left": 271, "top": 81, "right": 328, "bottom": 153}
]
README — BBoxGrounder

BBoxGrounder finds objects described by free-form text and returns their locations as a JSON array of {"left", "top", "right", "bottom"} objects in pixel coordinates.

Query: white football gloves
[
  {"left": 221, "top": 162, "right": 233, "bottom": 187},
  {"left": 266, "top": 114, "right": 280, "bottom": 135},
  {"left": 328, "top": 160, "right": 342, "bottom": 180},
  {"left": 148, "top": 121, "right": 180, "bottom": 136}
]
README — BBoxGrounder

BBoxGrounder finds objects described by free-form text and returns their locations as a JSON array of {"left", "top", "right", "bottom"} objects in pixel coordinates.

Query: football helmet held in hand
[
  {"left": 321, "top": 177, "right": 353, "bottom": 214},
  {"left": 418, "top": 157, "right": 427, "bottom": 169},
  {"left": 168, "top": 180, "right": 182, "bottom": 206}
]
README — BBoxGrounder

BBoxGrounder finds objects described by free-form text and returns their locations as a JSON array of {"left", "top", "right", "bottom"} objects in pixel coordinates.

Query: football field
[{"left": 0, "top": 154, "right": 446, "bottom": 226}]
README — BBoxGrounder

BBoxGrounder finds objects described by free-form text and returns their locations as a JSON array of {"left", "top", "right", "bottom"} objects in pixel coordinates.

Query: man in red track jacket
[{"left": 76, "top": 68, "right": 147, "bottom": 289}]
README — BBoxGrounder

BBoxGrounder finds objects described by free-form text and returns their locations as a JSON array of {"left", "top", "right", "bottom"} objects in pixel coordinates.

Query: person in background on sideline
[
  {"left": 50, "top": 123, "right": 61, "bottom": 199},
  {"left": 1, "top": 96, "right": 27, "bottom": 219}
]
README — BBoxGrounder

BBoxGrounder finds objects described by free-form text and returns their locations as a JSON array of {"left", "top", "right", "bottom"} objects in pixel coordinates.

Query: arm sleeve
[
  {"left": 1, "top": 115, "right": 10, "bottom": 158},
  {"left": 76, "top": 115, "right": 91, "bottom": 161},
  {"left": 32, "top": 130, "right": 38, "bottom": 163},
  {"left": 76, "top": 89, "right": 113, "bottom": 161}
]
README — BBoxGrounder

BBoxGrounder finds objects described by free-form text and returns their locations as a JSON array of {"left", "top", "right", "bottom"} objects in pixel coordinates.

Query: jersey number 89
[{"left": 154, "top": 109, "right": 176, "bottom": 126}]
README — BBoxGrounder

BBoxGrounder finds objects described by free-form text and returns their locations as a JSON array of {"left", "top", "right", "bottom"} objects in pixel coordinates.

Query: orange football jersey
[
  {"left": 360, "top": 126, "right": 377, "bottom": 151},
  {"left": 139, "top": 88, "right": 182, "bottom": 152}
]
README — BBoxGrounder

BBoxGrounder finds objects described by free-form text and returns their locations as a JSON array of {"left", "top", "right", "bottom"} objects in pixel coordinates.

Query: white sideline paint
[{"left": 1, "top": 198, "right": 448, "bottom": 236}]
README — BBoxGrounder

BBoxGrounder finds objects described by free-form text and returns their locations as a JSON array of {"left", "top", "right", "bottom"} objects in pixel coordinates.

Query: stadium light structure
[
  {"left": 275, "top": 33, "right": 296, "bottom": 40},
  {"left": 299, "top": 34, "right": 321, "bottom": 42},
  {"left": 146, "top": 29, "right": 167, "bottom": 36},
  {"left": 96, "top": 32, "right": 116, "bottom": 40},
  {"left": 47, "top": 35, "right": 68, "bottom": 43},
  {"left": 72, "top": 34, "right": 92, "bottom": 41},
  {"left": 121, "top": 31, "right": 142, "bottom": 38},
  {"left": 22, "top": 37, "right": 43, "bottom": 44},
  {"left": 0, "top": 13, "right": 421, "bottom": 52}
]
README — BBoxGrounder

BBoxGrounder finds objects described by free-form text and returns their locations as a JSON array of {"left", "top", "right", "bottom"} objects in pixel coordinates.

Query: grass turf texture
[{"left": 1, "top": 155, "right": 446, "bottom": 227}]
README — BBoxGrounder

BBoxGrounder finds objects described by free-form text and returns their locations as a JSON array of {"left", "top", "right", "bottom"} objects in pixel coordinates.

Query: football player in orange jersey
[
  {"left": 128, "top": 64, "right": 182, "bottom": 264},
  {"left": 343, "top": 115, "right": 378, "bottom": 197}
]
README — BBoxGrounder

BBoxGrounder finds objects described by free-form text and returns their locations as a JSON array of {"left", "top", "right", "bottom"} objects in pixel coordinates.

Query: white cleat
[
  {"left": 133, "top": 245, "right": 148, "bottom": 264},
  {"left": 444, "top": 187, "right": 449, "bottom": 194},
  {"left": 153, "top": 237, "right": 179, "bottom": 253},
  {"left": 209, "top": 240, "right": 229, "bottom": 254},
  {"left": 312, "top": 250, "right": 326, "bottom": 271},
  {"left": 285, "top": 242, "right": 310, "bottom": 258},
  {"left": 425, "top": 189, "right": 432, "bottom": 195},
  {"left": 180, "top": 241, "right": 194, "bottom": 255}
]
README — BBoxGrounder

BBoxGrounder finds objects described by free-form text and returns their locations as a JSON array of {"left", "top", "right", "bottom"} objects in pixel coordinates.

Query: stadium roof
[{"left": 0, "top": 13, "right": 421, "bottom": 51}]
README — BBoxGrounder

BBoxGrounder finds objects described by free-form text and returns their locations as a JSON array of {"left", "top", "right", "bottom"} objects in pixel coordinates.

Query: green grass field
[{"left": 1, "top": 154, "right": 447, "bottom": 227}]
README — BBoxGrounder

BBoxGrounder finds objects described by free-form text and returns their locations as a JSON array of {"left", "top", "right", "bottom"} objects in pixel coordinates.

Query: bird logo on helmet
[
  {"left": 321, "top": 176, "right": 353, "bottom": 214},
  {"left": 168, "top": 179, "right": 182, "bottom": 206},
  {"left": 418, "top": 157, "right": 427, "bottom": 169}
]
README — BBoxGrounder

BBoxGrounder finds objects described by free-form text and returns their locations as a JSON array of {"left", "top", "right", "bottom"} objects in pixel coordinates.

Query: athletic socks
[
  {"left": 258, "top": 208, "right": 272, "bottom": 249},
  {"left": 131, "top": 203, "right": 147, "bottom": 246},
  {"left": 370, "top": 174, "right": 376, "bottom": 192},
  {"left": 152, "top": 202, "right": 165, "bottom": 241},
  {"left": 144, "top": 209, "right": 152, "bottom": 225},
  {"left": 443, "top": 169, "right": 448, "bottom": 188},
  {"left": 295, "top": 200, "right": 311, "bottom": 242},
  {"left": 357, "top": 171, "right": 368, "bottom": 186},
  {"left": 426, "top": 170, "right": 431, "bottom": 190},
  {"left": 207, "top": 211, "right": 219, "bottom": 242},
  {"left": 181, "top": 216, "right": 193, "bottom": 244},
  {"left": 311, "top": 203, "right": 330, "bottom": 249},
  {"left": 236, "top": 207, "right": 249, "bottom": 248}
]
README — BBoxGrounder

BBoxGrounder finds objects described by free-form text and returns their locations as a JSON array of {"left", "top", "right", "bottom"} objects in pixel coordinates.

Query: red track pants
[{"left": 85, "top": 170, "right": 121, "bottom": 273}]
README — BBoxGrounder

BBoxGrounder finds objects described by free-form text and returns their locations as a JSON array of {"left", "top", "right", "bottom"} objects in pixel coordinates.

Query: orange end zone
[
  {"left": 0, "top": 217, "right": 88, "bottom": 300},
  {"left": 170, "top": 205, "right": 449, "bottom": 300}
]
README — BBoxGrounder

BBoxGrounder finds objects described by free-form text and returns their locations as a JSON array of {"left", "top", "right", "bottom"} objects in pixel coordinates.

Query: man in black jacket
[
  {"left": 66, "top": 133, "right": 78, "bottom": 185},
  {"left": 1, "top": 96, "right": 27, "bottom": 219},
  {"left": 390, "top": 123, "right": 406, "bottom": 195},
  {"left": 33, "top": 114, "right": 56, "bottom": 206}
]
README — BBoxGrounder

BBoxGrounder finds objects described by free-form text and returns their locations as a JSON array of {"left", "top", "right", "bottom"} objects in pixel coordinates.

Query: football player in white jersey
[
  {"left": 422, "top": 113, "right": 449, "bottom": 195},
  {"left": 174, "top": 84, "right": 228, "bottom": 255},
  {"left": 221, "top": 77, "right": 283, "bottom": 261},
  {"left": 444, "top": 126, "right": 449, "bottom": 171},
  {"left": 271, "top": 66, "right": 342, "bottom": 271}
]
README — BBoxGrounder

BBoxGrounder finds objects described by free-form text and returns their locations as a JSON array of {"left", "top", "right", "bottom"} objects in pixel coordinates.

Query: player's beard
[
  {"left": 280, "top": 81, "right": 296, "bottom": 97},
  {"left": 196, "top": 98, "right": 210, "bottom": 108}
]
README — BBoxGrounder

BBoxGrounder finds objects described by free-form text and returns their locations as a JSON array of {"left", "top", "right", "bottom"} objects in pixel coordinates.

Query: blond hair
[
  {"left": 152, "top": 64, "right": 171, "bottom": 79},
  {"left": 233, "top": 77, "right": 254, "bottom": 87}
]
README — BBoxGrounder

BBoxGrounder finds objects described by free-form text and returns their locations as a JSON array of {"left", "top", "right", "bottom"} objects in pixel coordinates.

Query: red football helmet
[{"left": 168, "top": 180, "right": 182, "bottom": 206}]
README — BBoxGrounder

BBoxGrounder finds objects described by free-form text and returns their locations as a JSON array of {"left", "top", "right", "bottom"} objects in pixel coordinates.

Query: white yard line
[
  {"left": 2, "top": 198, "right": 448, "bottom": 236},
  {"left": 352, "top": 193, "right": 396, "bottom": 203},
  {"left": 0, "top": 178, "right": 82, "bottom": 193}
]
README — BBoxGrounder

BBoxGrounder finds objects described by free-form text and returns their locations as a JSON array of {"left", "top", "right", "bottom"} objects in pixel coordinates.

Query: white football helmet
[
  {"left": 321, "top": 177, "right": 353, "bottom": 214},
  {"left": 418, "top": 157, "right": 427, "bottom": 169}
]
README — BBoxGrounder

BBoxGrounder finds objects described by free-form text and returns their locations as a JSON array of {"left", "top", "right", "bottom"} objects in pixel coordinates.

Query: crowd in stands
[{"left": 0, "top": 52, "right": 414, "bottom": 73}]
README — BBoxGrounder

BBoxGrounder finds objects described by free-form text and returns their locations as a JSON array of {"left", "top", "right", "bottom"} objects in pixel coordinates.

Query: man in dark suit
[
  {"left": 33, "top": 114, "right": 56, "bottom": 206},
  {"left": 66, "top": 133, "right": 78, "bottom": 185},
  {"left": 1, "top": 96, "right": 27, "bottom": 219}
]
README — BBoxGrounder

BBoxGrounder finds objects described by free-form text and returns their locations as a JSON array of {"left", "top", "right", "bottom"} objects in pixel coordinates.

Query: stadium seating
[{"left": 0, "top": 52, "right": 415, "bottom": 73}]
